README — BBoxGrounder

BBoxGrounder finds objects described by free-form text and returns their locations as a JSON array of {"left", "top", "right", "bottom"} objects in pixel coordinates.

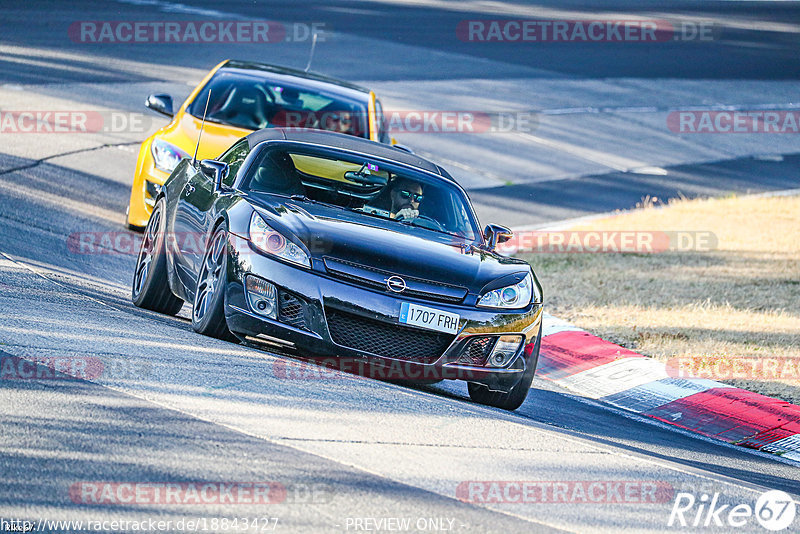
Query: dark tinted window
[
  {"left": 218, "top": 139, "right": 250, "bottom": 186},
  {"left": 188, "top": 71, "right": 369, "bottom": 138},
  {"left": 375, "top": 98, "right": 390, "bottom": 143},
  {"left": 243, "top": 146, "right": 479, "bottom": 240}
]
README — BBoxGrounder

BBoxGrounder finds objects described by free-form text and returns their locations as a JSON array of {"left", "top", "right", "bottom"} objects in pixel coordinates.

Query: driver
[
  {"left": 328, "top": 110, "right": 353, "bottom": 134},
  {"left": 389, "top": 178, "right": 424, "bottom": 221}
]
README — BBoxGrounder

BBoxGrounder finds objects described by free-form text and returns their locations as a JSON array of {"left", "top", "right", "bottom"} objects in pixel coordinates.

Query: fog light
[
  {"left": 245, "top": 275, "right": 277, "bottom": 319},
  {"left": 487, "top": 335, "right": 524, "bottom": 368}
]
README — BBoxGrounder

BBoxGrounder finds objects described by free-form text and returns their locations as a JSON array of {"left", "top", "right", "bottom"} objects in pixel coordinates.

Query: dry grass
[{"left": 517, "top": 193, "right": 800, "bottom": 403}]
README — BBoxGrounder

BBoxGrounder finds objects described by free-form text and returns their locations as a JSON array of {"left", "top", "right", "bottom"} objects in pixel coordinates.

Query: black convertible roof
[
  {"left": 244, "top": 129, "right": 454, "bottom": 180},
  {"left": 222, "top": 60, "right": 370, "bottom": 95}
]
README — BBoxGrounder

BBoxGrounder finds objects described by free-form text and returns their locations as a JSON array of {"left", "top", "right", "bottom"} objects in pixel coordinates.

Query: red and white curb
[{"left": 538, "top": 313, "right": 800, "bottom": 461}]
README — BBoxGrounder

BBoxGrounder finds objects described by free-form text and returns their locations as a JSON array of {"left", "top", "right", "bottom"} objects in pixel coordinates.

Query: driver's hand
[{"left": 395, "top": 208, "right": 419, "bottom": 221}]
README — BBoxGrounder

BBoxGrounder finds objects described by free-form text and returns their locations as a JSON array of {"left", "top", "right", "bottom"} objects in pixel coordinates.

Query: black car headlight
[
  {"left": 249, "top": 212, "right": 311, "bottom": 268},
  {"left": 478, "top": 272, "right": 538, "bottom": 309},
  {"left": 151, "top": 139, "right": 189, "bottom": 173}
]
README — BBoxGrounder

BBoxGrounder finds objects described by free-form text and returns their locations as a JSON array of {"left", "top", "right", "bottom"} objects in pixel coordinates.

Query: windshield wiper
[
  {"left": 188, "top": 113, "right": 223, "bottom": 125},
  {"left": 288, "top": 194, "right": 345, "bottom": 210},
  {"left": 189, "top": 112, "right": 258, "bottom": 129},
  {"left": 401, "top": 220, "right": 464, "bottom": 239}
]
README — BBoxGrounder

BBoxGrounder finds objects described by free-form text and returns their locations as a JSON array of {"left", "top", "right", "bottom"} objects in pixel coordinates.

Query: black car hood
[{"left": 247, "top": 195, "right": 530, "bottom": 294}]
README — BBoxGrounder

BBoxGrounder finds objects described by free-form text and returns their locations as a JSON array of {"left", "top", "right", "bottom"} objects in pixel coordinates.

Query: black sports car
[{"left": 132, "top": 129, "right": 543, "bottom": 410}]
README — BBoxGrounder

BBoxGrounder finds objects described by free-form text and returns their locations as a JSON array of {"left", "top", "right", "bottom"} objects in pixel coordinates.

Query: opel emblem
[{"left": 385, "top": 276, "right": 407, "bottom": 293}]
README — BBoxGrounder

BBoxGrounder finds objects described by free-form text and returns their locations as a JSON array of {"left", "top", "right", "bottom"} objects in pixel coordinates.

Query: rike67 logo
[{"left": 669, "top": 490, "right": 796, "bottom": 531}]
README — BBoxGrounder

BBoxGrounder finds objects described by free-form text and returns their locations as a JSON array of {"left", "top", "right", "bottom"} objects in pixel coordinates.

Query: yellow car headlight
[{"left": 151, "top": 139, "right": 189, "bottom": 173}]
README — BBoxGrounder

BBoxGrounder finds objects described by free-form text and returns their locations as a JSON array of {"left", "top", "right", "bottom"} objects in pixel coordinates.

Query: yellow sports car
[{"left": 127, "top": 59, "right": 396, "bottom": 229}]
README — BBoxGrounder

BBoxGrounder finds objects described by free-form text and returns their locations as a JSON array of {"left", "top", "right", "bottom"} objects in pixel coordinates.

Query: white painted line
[
  {"left": 762, "top": 434, "right": 800, "bottom": 455},
  {"left": 601, "top": 378, "right": 730, "bottom": 413},
  {"left": 541, "top": 313, "right": 584, "bottom": 337},
  {"left": 552, "top": 387, "right": 800, "bottom": 470},
  {"left": 558, "top": 357, "right": 669, "bottom": 399},
  {"left": 783, "top": 451, "right": 800, "bottom": 462}
]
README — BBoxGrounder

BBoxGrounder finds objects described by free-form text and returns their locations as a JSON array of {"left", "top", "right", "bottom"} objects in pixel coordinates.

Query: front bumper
[
  {"left": 128, "top": 139, "right": 170, "bottom": 228},
  {"left": 128, "top": 168, "right": 169, "bottom": 228},
  {"left": 224, "top": 234, "right": 543, "bottom": 392}
]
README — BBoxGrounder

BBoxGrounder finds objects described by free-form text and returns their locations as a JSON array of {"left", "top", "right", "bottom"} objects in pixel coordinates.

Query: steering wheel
[{"left": 396, "top": 213, "right": 446, "bottom": 232}]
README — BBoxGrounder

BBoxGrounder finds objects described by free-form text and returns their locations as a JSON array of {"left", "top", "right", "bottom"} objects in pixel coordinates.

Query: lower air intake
[{"left": 325, "top": 308, "right": 454, "bottom": 364}]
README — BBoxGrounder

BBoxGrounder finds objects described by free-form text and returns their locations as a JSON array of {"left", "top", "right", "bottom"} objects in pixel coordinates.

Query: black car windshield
[
  {"left": 242, "top": 145, "right": 480, "bottom": 241},
  {"left": 187, "top": 71, "right": 369, "bottom": 138}
]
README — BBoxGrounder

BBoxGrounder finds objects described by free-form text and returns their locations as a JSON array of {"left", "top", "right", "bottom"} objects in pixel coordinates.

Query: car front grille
[
  {"left": 278, "top": 291, "right": 308, "bottom": 331},
  {"left": 456, "top": 336, "right": 496, "bottom": 366},
  {"left": 323, "top": 257, "right": 468, "bottom": 304},
  {"left": 325, "top": 307, "right": 455, "bottom": 364}
]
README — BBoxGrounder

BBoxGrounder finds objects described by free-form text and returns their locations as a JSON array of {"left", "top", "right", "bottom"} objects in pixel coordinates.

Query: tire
[
  {"left": 467, "top": 327, "right": 541, "bottom": 411},
  {"left": 131, "top": 197, "right": 183, "bottom": 315},
  {"left": 191, "top": 223, "right": 237, "bottom": 342}
]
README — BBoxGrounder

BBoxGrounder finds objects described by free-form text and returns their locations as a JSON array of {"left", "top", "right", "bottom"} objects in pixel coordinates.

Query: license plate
[{"left": 399, "top": 302, "right": 460, "bottom": 334}]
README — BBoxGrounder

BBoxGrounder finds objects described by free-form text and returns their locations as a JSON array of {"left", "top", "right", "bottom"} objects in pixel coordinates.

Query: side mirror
[
  {"left": 145, "top": 94, "right": 174, "bottom": 117},
  {"left": 200, "top": 159, "right": 229, "bottom": 191},
  {"left": 484, "top": 224, "right": 512, "bottom": 250}
]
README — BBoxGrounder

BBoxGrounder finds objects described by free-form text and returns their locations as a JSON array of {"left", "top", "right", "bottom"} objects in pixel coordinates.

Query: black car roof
[
  {"left": 220, "top": 60, "right": 371, "bottom": 102},
  {"left": 245, "top": 129, "right": 455, "bottom": 180}
]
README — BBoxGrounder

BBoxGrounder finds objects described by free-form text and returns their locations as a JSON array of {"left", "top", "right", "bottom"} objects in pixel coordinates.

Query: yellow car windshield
[{"left": 187, "top": 71, "right": 369, "bottom": 138}]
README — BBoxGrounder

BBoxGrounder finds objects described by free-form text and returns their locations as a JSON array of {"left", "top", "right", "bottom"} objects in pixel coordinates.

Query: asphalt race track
[{"left": 1, "top": 1, "right": 799, "bottom": 532}]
